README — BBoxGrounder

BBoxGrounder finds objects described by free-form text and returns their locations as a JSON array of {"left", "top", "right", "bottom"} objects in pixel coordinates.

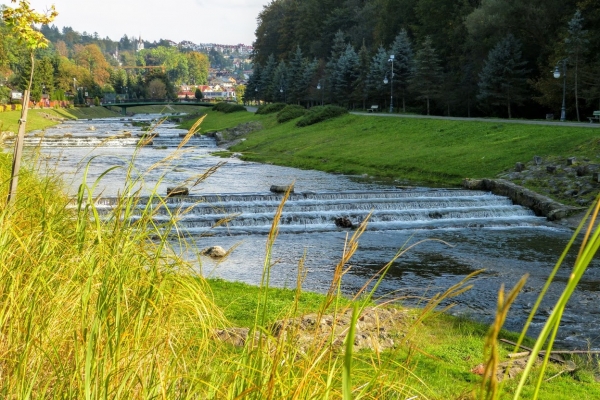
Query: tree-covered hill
[{"left": 248, "top": 0, "right": 600, "bottom": 120}]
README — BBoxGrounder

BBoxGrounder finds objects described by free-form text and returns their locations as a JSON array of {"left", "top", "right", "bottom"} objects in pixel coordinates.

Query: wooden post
[{"left": 7, "top": 90, "right": 30, "bottom": 206}]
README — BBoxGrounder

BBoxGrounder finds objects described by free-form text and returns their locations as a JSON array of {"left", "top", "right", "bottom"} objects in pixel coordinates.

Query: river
[{"left": 17, "top": 114, "right": 600, "bottom": 350}]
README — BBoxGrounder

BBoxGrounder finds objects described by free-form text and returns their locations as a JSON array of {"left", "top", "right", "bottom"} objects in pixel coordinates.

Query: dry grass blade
[
  {"left": 178, "top": 114, "right": 206, "bottom": 150},
  {"left": 479, "top": 275, "right": 528, "bottom": 400}
]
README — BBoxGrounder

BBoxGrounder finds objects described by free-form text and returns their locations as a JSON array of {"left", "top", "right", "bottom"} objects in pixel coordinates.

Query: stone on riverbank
[
  {"left": 463, "top": 178, "right": 581, "bottom": 221},
  {"left": 204, "top": 121, "right": 263, "bottom": 147}
]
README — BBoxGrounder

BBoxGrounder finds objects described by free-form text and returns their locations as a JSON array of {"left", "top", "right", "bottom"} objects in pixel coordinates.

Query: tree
[
  {"left": 367, "top": 46, "right": 390, "bottom": 105},
  {"left": 194, "top": 87, "right": 203, "bottom": 100},
  {"left": 565, "top": 9, "right": 589, "bottom": 122},
  {"left": 260, "top": 54, "right": 277, "bottom": 103},
  {"left": 148, "top": 78, "right": 166, "bottom": 99},
  {"left": 187, "top": 51, "right": 209, "bottom": 85},
  {"left": 332, "top": 44, "right": 360, "bottom": 107},
  {"left": 389, "top": 29, "right": 413, "bottom": 112},
  {"left": 477, "top": 34, "right": 529, "bottom": 119},
  {"left": 3, "top": 0, "right": 57, "bottom": 205},
  {"left": 410, "top": 36, "right": 443, "bottom": 115}
]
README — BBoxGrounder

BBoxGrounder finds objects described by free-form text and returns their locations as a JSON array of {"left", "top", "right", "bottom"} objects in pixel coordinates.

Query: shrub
[
  {"left": 296, "top": 105, "right": 348, "bottom": 127},
  {"left": 213, "top": 102, "right": 247, "bottom": 113},
  {"left": 276, "top": 104, "right": 307, "bottom": 123},
  {"left": 256, "top": 102, "right": 287, "bottom": 115}
]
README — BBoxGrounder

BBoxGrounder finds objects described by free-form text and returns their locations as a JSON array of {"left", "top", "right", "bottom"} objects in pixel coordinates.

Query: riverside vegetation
[{"left": 1, "top": 106, "right": 600, "bottom": 398}]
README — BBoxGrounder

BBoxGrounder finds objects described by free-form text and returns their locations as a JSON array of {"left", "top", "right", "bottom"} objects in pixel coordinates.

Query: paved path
[{"left": 350, "top": 111, "right": 600, "bottom": 128}]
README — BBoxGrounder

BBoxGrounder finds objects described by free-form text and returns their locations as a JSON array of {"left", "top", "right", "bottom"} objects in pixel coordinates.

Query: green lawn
[{"left": 229, "top": 113, "right": 600, "bottom": 186}]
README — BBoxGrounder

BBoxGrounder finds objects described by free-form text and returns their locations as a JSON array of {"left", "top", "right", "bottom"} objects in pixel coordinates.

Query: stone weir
[{"left": 462, "top": 178, "right": 581, "bottom": 221}]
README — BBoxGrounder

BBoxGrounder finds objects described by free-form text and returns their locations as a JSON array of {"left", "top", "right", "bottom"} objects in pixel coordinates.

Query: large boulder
[
  {"left": 270, "top": 184, "right": 294, "bottom": 193},
  {"left": 201, "top": 246, "right": 227, "bottom": 258},
  {"left": 166, "top": 186, "right": 189, "bottom": 197}
]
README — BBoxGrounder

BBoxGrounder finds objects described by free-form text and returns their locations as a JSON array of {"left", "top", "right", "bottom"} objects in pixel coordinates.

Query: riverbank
[{"left": 182, "top": 108, "right": 600, "bottom": 213}]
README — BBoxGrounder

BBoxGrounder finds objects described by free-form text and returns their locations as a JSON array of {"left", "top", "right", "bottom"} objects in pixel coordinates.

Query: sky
[{"left": 5, "top": 0, "right": 271, "bottom": 45}]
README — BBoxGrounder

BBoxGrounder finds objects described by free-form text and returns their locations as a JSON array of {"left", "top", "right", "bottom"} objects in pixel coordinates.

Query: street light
[
  {"left": 553, "top": 60, "right": 567, "bottom": 122},
  {"left": 388, "top": 54, "right": 394, "bottom": 113},
  {"left": 255, "top": 87, "right": 259, "bottom": 105},
  {"left": 280, "top": 85, "right": 285, "bottom": 103},
  {"left": 317, "top": 80, "right": 324, "bottom": 106}
]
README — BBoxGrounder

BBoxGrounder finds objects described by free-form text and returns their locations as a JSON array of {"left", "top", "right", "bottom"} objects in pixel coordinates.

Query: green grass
[
  {"left": 0, "top": 107, "right": 120, "bottom": 133},
  {"left": 186, "top": 110, "right": 600, "bottom": 187},
  {"left": 229, "top": 114, "right": 600, "bottom": 186},
  {"left": 179, "top": 107, "right": 266, "bottom": 133}
]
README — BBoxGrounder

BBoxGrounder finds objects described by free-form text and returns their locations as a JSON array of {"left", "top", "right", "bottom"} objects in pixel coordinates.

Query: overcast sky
[{"left": 6, "top": 0, "right": 270, "bottom": 45}]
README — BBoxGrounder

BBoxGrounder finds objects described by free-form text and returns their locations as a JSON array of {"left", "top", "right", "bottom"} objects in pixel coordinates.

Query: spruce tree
[
  {"left": 565, "top": 9, "right": 589, "bottom": 122},
  {"left": 326, "top": 30, "right": 347, "bottom": 103},
  {"left": 477, "top": 34, "right": 528, "bottom": 119},
  {"left": 390, "top": 29, "right": 413, "bottom": 112},
  {"left": 333, "top": 44, "right": 360, "bottom": 107},
  {"left": 355, "top": 41, "right": 371, "bottom": 109},
  {"left": 260, "top": 54, "right": 277, "bottom": 103},
  {"left": 272, "top": 60, "right": 288, "bottom": 103},
  {"left": 367, "top": 46, "right": 389, "bottom": 104},
  {"left": 288, "top": 45, "right": 305, "bottom": 104},
  {"left": 410, "top": 36, "right": 443, "bottom": 115}
]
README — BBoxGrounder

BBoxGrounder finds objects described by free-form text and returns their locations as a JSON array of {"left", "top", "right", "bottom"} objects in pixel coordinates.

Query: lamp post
[
  {"left": 255, "top": 87, "right": 258, "bottom": 105},
  {"left": 553, "top": 60, "right": 567, "bottom": 122},
  {"left": 317, "top": 80, "right": 324, "bottom": 106},
  {"left": 280, "top": 85, "right": 285, "bottom": 103},
  {"left": 388, "top": 54, "right": 394, "bottom": 113}
]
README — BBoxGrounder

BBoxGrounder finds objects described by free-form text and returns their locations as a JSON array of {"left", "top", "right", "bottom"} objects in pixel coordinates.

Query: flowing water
[{"left": 14, "top": 114, "right": 600, "bottom": 349}]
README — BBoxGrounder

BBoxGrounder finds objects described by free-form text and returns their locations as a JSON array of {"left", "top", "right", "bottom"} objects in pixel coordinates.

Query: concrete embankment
[{"left": 463, "top": 178, "right": 582, "bottom": 221}]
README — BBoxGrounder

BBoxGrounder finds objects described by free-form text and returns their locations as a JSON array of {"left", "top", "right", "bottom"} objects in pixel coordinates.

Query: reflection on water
[{"left": 20, "top": 115, "right": 600, "bottom": 349}]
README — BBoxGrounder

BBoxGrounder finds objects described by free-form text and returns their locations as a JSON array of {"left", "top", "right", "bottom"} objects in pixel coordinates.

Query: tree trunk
[
  {"left": 402, "top": 96, "right": 406, "bottom": 113},
  {"left": 426, "top": 96, "right": 430, "bottom": 115},
  {"left": 7, "top": 51, "right": 36, "bottom": 206},
  {"left": 575, "top": 54, "right": 580, "bottom": 122}
]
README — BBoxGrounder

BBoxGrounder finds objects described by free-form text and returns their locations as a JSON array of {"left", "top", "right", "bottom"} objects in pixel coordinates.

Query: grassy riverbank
[
  {"left": 0, "top": 146, "right": 598, "bottom": 398},
  {"left": 183, "top": 109, "right": 600, "bottom": 188}
]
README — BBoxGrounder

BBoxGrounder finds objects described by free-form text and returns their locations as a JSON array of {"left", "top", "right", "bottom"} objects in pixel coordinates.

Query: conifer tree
[
  {"left": 389, "top": 29, "right": 413, "bottom": 112},
  {"left": 287, "top": 45, "right": 305, "bottom": 104},
  {"left": 260, "top": 54, "right": 277, "bottom": 103},
  {"left": 410, "top": 36, "right": 443, "bottom": 115},
  {"left": 565, "top": 9, "right": 589, "bottom": 122},
  {"left": 333, "top": 44, "right": 360, "bottom": 107},
  {"left": 272, "top": 60, "right": 288, "bottom": 102},
  {"left": 477, "top": 33, "right": 528, "bottom": 119},
  {"left": 367, "top": 46, "right": 389, "bottom": 104},
  {"left": 355, "top": 41, "right": 371, "bottom": 109}
]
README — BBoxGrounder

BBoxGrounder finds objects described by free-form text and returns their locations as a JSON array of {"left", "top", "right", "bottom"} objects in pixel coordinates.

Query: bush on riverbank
[
  {"left": 256, "top": 102, "right": 287, "bottom": 115},
  {"left": 296, "top": 105, "right": 348, "bottom": 127},
  {"left": 276, "top": 104, "right": 307, "bottom": 123},
  {"left": 213, "top": 101, "right": 247, "bottom": 113}
]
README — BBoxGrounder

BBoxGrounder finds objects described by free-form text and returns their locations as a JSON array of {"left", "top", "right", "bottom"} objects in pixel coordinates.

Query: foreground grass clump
[{"left": 0, "top": 153, "right": 225, "bottom": 398}]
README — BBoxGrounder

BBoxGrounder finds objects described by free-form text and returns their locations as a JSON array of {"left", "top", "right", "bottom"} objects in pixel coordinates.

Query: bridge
[{"left": 102, "top": 99, "right": 214, "bottom": 115}]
